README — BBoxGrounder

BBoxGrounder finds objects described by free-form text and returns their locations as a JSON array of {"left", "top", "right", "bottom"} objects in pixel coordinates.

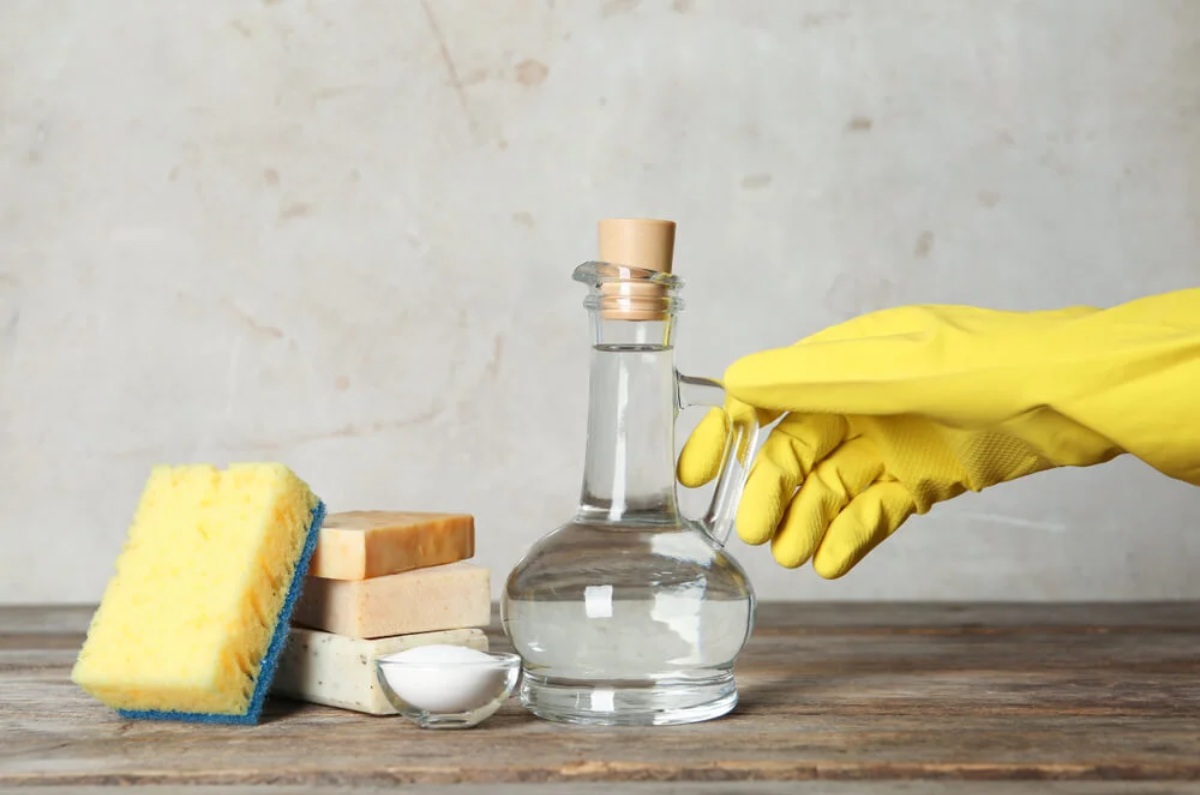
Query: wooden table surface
[{"left": 2, "top": 603, "right": 1199, "bottom": 793}]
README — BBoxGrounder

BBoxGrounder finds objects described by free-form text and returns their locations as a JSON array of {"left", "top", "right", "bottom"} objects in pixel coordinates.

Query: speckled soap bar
[{"left": 272, "top": 626, "right": 488, "bottom": 715}]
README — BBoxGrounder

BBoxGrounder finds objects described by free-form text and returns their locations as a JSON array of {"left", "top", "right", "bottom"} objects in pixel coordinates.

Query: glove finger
[
  {"left": 812, "top": 480, "right": 916, "bottom": 579},
  {"left": 735, "top": 414, "right": 849, "bottom": 546},
  {"left": 678, "top": 401, "right": 780, "bottom": 488},
  {"left": 736, "top": 456, "right": 796, "bottom": 546},
  {"left": 677, "top": 408, "right": 729, "bottom": 488},
  {"left": 770, "top": 437, "right": 884, "bottom": 568}
]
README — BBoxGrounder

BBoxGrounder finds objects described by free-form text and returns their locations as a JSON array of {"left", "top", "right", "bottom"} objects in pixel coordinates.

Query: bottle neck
[{"left": 578, "top": 316, "right": 681, "bottom": 524}]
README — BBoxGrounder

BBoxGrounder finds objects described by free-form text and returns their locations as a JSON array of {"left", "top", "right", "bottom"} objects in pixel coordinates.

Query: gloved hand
[{"left": 679, "top": 289, "right": 1200, "bottom": 578}]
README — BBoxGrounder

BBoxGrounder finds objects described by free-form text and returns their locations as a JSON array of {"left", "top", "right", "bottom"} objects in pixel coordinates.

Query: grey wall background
[{"left": 2, "top": 0, "right": 1198, "bottom": 604}]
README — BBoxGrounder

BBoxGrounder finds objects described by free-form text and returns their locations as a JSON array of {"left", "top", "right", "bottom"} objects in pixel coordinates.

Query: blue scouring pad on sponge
[{"left": 71, "top": 464, "right": 326, "bottom": 724}]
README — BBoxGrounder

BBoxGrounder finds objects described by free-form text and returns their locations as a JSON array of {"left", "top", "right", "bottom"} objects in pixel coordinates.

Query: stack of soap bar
[{"left": 275, "top": 511, "right": 492, "bottom": 714}]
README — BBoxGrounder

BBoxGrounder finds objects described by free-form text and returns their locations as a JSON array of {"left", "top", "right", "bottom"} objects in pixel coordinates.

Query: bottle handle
[{"left": 677, "top": 373, "right": 761, "bottom": 547}]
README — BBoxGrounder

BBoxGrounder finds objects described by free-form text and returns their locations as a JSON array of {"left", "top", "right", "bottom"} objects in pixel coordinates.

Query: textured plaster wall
[{"left": 2, "top": 0, "right": 1198, "bottom": 603}]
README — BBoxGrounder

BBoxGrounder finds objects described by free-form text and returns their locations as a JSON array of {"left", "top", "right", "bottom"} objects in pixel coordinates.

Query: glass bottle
[{"left": 501, "top": 219, "right": 761, "bottom": 726}]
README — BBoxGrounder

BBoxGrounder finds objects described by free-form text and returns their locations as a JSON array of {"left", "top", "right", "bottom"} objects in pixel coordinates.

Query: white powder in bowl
[{"left": 379, "top": 645, "right": 509, "bottom": 713}]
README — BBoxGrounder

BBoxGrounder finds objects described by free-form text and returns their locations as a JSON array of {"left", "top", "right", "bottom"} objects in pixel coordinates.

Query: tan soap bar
[
  {"left": 293, "top": 562, "right": 491, "bottom": 639},
  {"left": 308, "top": 510, "right": 474, "bottom": 580},
  {"left": 273, "top": 626, "right": 489, "bottom": 715}
]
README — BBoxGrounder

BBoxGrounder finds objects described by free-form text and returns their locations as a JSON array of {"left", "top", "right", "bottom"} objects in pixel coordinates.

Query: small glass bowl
[{"left": 375, "top": 649, "right": 522, "bottom": 729}]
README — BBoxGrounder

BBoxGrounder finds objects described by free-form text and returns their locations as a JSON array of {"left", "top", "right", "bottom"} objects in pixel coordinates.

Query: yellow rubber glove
[{"left": 679, "top": 289, "right": 1200, "bottom": 578}]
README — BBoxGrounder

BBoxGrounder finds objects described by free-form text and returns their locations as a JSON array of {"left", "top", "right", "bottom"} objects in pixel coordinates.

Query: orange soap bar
[
  {"left": 293, "top": 562, "right": 491, "bottom": 639},
  {"left": 307, "top": 511, "right": 474, "bottom": 580}
]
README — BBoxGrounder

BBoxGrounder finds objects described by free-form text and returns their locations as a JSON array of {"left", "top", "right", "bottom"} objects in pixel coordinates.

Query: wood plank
[
  {"left": 750, "top": 602, "right": 1200, "bottom": 632},
  {"left": 0, "top": 605, "right": 95, "bottom": 634},
  {"left": 2, "top": 603, "right": 1199, "bottom": 787},
  {"left": 4, "top": 785, "right": 1200, "bottom": 795}
]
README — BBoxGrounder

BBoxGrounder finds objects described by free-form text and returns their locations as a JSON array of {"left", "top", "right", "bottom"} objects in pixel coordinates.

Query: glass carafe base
[
  {"left": 518, "top": 670, "right": 738, "bottom": 726},
  {"left": 502, "top": 522, "right": 755, "bottom": 726}
]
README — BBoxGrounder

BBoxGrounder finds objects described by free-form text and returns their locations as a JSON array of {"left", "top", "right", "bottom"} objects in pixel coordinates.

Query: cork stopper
[
  {"left": 596, "top": 218, "right": 676, "bottom": 320},
  {"left": 598, "top": 218, "right": 676, "bottom": 274}
]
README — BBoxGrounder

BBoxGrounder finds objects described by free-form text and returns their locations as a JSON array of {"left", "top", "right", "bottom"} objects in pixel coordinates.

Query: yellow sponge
[{"left": 71, "top": 463, "right": 324, "bottom": 723}]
